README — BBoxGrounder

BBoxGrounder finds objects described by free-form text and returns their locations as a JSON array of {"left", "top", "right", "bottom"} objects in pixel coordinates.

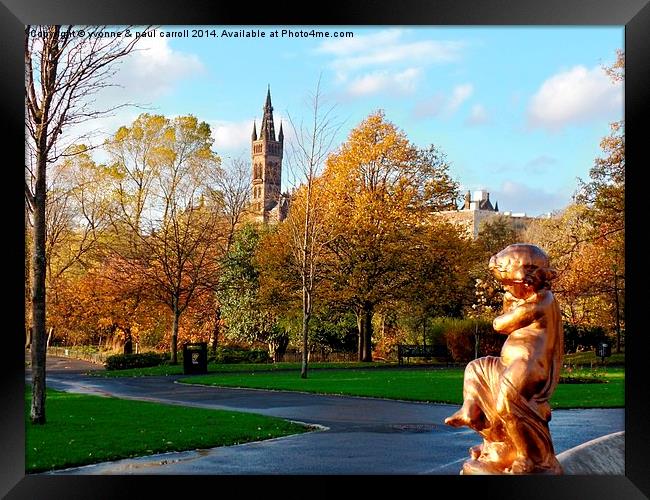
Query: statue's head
[{"left": 489, "top": 244, "right": 557, "bottom": 292}]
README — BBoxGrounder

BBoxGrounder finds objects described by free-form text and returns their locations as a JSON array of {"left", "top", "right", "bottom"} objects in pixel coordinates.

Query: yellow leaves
[
  {"left": 132, "top": 126, "right": 146, "bottom": 141},
  {"left": 163, "top": 128, "right": 177, "bottom": 143},
  {"left": 150, "top": 145, "right": 176, "bottom": 166},
  {"left": 114, "top": 126, "right": 129, "bottom": 142},
  {"left": 103, "top": 162, "right": 125, "bottom": 180}
]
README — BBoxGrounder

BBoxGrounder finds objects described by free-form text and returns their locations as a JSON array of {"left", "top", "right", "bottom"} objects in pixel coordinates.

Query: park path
[{"left": 29, "top": 355, "right": 624, "bottom": 475}]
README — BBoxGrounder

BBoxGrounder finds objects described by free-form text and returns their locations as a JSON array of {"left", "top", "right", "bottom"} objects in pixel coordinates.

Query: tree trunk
[
  {"left": 171, "top": 303, "right": 180, "bottom": 364},
  {"left": 210, "top": 305, "right": 221, "bottom": 352},
  {"left": 301, "top": 311, "right": 310, "bottom": 378},
  {"left": 356, "top": 311, "right": 365, "bottom": 362},
  {"left": 613, "top": 272, "right": 621, "bottom": 353},
  {"left": 273, "top": 334, "right": 289, "bottom": 362},
  {"left": 123, "top": 327, "right": 133, "bottom": 355},
  {"left": 300, "top": 285, "right": 311, "bottom": 378},
  {"left": 362, "top": 302, "right": 373, "bottom": 362},
  {"left": 423, "top": 320, "right": 427, "bottom": 349},
  {"left": 46, "top": 327, "right": 54, "bottom": 349},
  {"left": 30, "top": 154, "right": 48, "bottom": 424}
]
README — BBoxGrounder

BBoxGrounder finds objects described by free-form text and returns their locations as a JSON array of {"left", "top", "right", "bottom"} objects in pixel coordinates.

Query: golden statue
[{"left": 445, "top": 244, "right": 564, "bottom": 474}]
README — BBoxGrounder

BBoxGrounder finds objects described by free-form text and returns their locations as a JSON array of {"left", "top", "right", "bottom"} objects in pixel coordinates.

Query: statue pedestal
[
  {"left": 446, "top": 244, "right": 567, "bottom": 476},
  {"left": 460, "top": 458, "right": 563, "bottom": 475},
  {"left": 461, "top": 459, "right": 505, "bottom": 475}
]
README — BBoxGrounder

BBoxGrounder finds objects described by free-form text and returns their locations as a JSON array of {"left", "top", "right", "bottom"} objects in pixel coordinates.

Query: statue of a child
[{"left": 445, "top": 244, "right": 564, "bottom": 474}]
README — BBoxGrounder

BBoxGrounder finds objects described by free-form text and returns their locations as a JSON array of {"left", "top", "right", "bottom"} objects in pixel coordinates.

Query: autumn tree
[
  {"left": 518, "top": 52, "right": 625, "bottom": 353},
  {"left": 285, "top": 79, "right": 340, "bottom": 377},
  {"left": 47, "top": 256, "right": 163, "bottom": 351},
  {"left": 25, "top": 25, "right": 146, "bottom": 424},
  {"left": 523, "top": 204, "right": 621, "bottom": 351},
  {"left": 397, "top": 219, "right": 475, "bottom": 350},
  {"left": 216, "top": 157, "right": 254, "bottom": 253},
  {"left": 206, "top": 156, "right": 254, "bottom": 351},
  {"left": 576, "top": 50, "right": 625, "bottom": 352},
  {"left": 43, "top": 146, "right": 113, "bottom": 347},
  {"left": 322, "top": 111, "right": 459, "bottom": 361},
  {"left": 218, "top": 224, "right": 288, "bottom": 360},
  {"left": 476, "top": 214, "right": 522, "bottom": 257},
  {"left": 105, "top": 114, "right": 223, "bottom": 363}
]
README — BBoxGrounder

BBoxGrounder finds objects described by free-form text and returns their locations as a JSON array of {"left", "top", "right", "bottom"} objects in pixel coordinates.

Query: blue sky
[{"left": 89, "top": 26, "right": 623, "bottom": 216}]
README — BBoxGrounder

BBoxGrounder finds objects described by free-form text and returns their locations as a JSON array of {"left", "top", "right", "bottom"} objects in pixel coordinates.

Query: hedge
[
  {"left": 211, "top": 347, "right": 270, "bottom": 364},
  {"left": 104, "top": 352, "right": 168, "bottom": 371}
]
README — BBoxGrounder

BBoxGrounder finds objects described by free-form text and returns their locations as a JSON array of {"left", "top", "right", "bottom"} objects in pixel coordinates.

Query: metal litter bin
[
  {"left": 183, "top": 342, "right": 208, "bottom": 375},
  {"left": 595, "top": 342, "right": 611, "bottom": 363}
]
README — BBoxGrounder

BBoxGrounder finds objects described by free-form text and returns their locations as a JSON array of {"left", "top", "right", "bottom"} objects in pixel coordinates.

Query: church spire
[
  {"left": 265, "top": 84, "right": 272, "bottom": 109},
  {"left": 251, "top": 120, "right": 257, "bottom": 141},
  {"left": 278, "top": 121, "right": 284, "bottom": 142},
  {"left": 260, "top": 85, "right": 276, "bottom": 141}
]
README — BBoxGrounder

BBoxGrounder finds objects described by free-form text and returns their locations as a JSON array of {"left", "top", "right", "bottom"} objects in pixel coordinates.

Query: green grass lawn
[
  {"left": 89, "top": 350, "right": 624, "bottom": 378},
  {"left": 88, "top": 360, "right": 403, "bottom": 378},
  {"left": 25, "top": 387, "right": 310, "bottom": 473},
  {"left": 181, "top": 367, "right": 625, "bottom": 409},
  {"left": 563, "top": 350, "right": 625, "bottom": 366}
]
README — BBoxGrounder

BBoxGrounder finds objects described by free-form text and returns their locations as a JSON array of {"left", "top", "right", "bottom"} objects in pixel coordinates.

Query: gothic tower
[{"left": 251, "top": 86, "right": 284, "bottom": 222}]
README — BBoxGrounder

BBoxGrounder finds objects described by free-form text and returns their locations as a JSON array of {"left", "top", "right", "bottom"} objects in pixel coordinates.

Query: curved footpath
[{"left": 28, "top": 356, "right": 624, "bottom": 475}]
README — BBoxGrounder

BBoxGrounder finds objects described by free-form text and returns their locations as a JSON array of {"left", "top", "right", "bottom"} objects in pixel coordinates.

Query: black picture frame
[{"left": 3, "top": 1, "right": 649, "bottom": 498}]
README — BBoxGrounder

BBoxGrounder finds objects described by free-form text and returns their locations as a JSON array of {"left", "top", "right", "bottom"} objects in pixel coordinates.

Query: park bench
[{"left": 397, "top": 344, "right": 438, "bottom": 365}]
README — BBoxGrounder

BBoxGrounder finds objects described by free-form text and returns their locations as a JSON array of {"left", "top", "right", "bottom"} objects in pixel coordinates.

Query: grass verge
[
  {"left": 89, "top": 351, "right": 624, "bottom": 378},
  {"left": 181, "top": 367, "right": 624, "bottom": 409},
  {"left": 563, "top": 350, "right": 625, "bottom": 366},
  {"left": 25, "top": 387, "right": 310, "bottom": 473},
  {"left": 88, "top": 360, "right": 404, "bottom": 378}
]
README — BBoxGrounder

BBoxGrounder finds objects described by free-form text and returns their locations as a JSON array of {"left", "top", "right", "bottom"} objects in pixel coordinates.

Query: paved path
[{"left": 31, "top": 356, "right": 624, "bottom": 475}]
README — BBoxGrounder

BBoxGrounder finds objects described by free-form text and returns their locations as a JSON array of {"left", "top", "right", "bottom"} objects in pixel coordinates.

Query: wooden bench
[{"left": 397, "top": 344, "right": 438, "bottom": 365}]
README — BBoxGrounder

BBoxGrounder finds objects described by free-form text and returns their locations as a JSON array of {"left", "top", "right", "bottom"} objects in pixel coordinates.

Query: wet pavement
[{"left": 29, "top": 355, "right": 625, "bottom": 475}]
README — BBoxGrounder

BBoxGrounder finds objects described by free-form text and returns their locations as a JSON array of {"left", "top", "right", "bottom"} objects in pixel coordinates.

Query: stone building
[
  {"left": 250, "top": 87, "right": 290, "bottom": 224},
  {"left": 438, "top": 189, "right": 534, "bottom": 239}
]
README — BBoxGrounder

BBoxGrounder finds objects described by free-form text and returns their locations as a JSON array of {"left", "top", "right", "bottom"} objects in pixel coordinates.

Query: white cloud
[
  {"left": 211, "top": 120, "right": 256, "bottom": 153},
  {"left": 413, "top": 94, "right": 446, "bottom": 118},
  {"left": 59, "top": 36, "right": 204, "bottom": 150},
  {"left": 211, "top": 115, "right": 293, "bottom": 155},
  {"left": 465, "top": 104, "right": 489, "bottom": 126},
  {"left": 527, "top": 65, "right": 622, "bottom": 131},
  {"left": 525, "top": 155, "right": 558, "bottom": 174},
  {"left": 414, "top": 83, "right": 474, "bottom": 119},
  {"left": 332, "top": 40, "right": 464, "bottom": 75},
  {"left": 316, "top": 29, "right": 405, "bottom": 57},
  {"left": 113, "top": 36, "right": 204, "bottom": 101},
  {"left": 316, "top": 28, "right": 465, "bottom": 84},
  {"left": 492, "top": 180, "right": 569, "bottom": 216},
  {"left": 347, "top": 68, "right": 422, "bottom": 97},
  {"left": 447, "top": 84, "right": 474, "bottom": 114}
]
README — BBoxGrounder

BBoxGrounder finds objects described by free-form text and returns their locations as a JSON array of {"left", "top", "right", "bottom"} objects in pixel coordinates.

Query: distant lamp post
[
  {"left": 612, "top": 263, "right": 622, "bottom": 353},
  {"left": 470, "top": 278, "right": 492, "bottom": 360}
]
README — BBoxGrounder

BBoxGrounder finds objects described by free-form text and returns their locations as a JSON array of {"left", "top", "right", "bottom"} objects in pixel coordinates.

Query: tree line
[
  {"left": 25, "top": 26, "right": 623, "bottom": 424},
  {"left": 28, "top": 105, "right": 624, "bottom": 367}
]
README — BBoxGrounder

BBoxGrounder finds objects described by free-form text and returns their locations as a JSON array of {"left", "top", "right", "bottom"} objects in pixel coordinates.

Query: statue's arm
[{"left": 493, "top": 302, "right": 541, "bottom": 334}]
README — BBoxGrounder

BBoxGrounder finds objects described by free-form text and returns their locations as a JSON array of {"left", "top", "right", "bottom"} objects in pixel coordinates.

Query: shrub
[
  {"left": 560, "top": 366, "right": 608, "bottom": 384},
  {"left": 563, "top": 324, "right": 607, "bottom": 353},
  {"left": 444, "top": 318, "right": 505, "bottom": 362},
  {"left": 211, "top": 347, "right": 270, "bottom": 364},
  {"left": 105, "top": 352, "right": 168, "bottom": 371}
]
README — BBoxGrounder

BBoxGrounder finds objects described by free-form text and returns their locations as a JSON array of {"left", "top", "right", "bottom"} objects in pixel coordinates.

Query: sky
[{"left": 79, "top": 26, "right": 623, "bottom": 217}]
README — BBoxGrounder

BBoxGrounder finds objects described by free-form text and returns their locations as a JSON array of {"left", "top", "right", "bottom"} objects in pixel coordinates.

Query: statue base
[
  {"left": 460, "top": 458, "right": 563, "bottom": 475},
  {"left": 461, "top": 459, "right": 505, "bottom": 475}
]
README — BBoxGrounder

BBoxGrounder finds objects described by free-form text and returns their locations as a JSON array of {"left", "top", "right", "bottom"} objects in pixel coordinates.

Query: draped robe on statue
[{"left": 445, "top": 244, "right": 564, "bottom": 475}]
